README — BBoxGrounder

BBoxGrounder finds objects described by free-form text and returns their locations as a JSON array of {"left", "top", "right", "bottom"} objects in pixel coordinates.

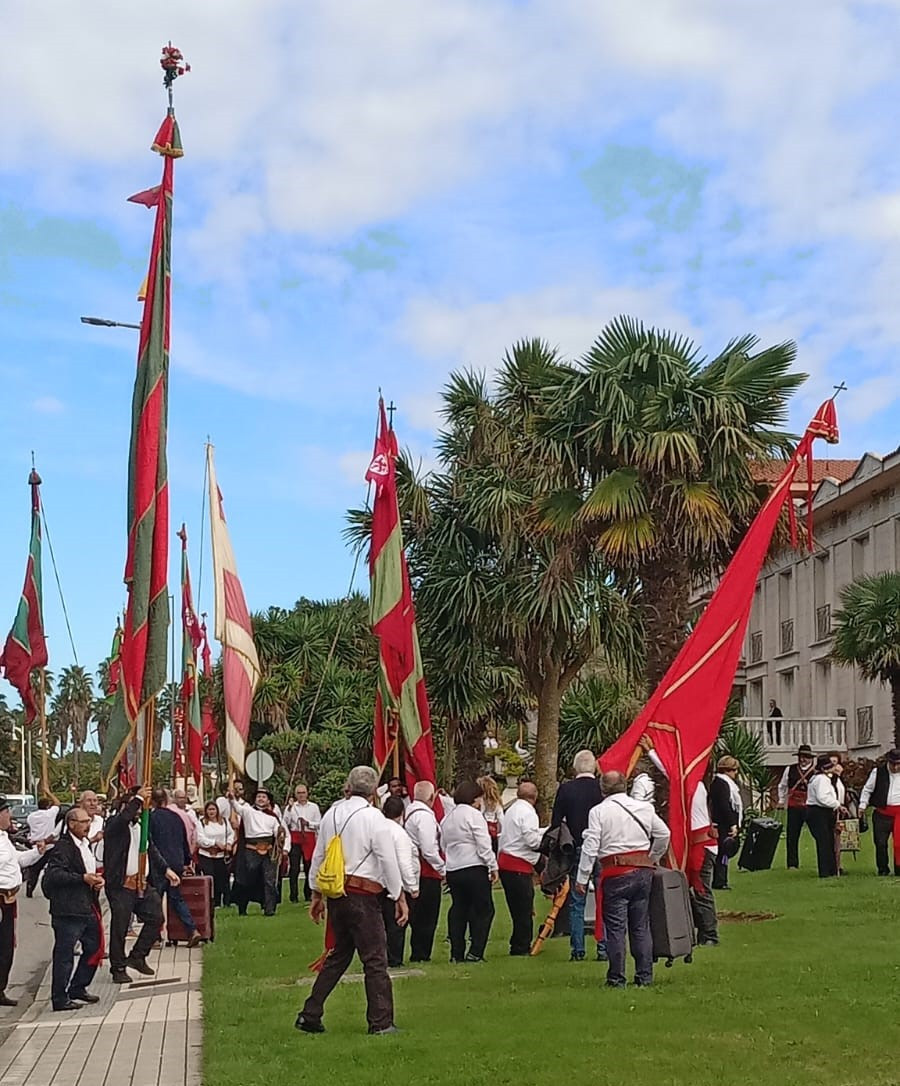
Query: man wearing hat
[
  {"left": 858, "top": 750, "right": 900, "bottom": 876},
  {"left": 229, "top": 788, "right": 288, "bottom": 916},
  {"left": 806, "top": 756, "right": 842, "bottom": 877},
  {"left": 0, "top": 797, "right": 44, "bottom": 1006},
  {"left": 778, "top": 744, "right": 816, "bottom": 869},
  {"left": 709, "top": 756, "right": 743, "bottom": 890}
]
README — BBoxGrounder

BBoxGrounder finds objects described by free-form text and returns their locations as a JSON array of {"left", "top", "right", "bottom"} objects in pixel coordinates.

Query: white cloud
[{"left": 32, "top": 396, "right": 65, "bottom": 415}]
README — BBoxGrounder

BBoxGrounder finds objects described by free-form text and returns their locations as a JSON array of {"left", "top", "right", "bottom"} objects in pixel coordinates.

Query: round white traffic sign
[{"left": 244, "top": 749, "right": 275, "bottom": 783}]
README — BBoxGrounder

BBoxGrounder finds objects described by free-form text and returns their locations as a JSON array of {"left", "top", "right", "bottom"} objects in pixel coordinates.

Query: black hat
[
  {"left": 797, "top": 745, "right": 814, "bottom": 757},
  {"left": 0, "top": 796, "right": 8, "bottom": 813},
  {"left": 255, "top": 788, "right": 273, "bottom": 803},
  {"left": 887, "top": 749, "right": 900, "bottom": 765},
  {"left": 815, "top": 755, "right": 833, "bottom": 772}
]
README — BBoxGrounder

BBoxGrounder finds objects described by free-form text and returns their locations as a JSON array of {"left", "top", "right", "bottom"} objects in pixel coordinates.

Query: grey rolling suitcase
[{"left": 649, "top": 867, "right": 694, "bottom": 966}]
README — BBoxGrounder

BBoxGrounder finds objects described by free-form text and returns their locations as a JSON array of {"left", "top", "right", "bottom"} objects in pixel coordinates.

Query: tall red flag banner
[
  {"left": 178, "top": 526, "right": 204, "bottom": 783},
  {"left": 101, "top": 105, "right": 182, "bottom": 783},
  {"left": 0, "top": 470, "right": 49, "bottom": 722},
  {"left": 600, "top": 399, "right": 840, "bottom": 866},
  {"left": 207, "top": 444, "right": 260, "bottom": 773},
  {"left": 366, "top": 399, "right": 439, "bottom": 797},
  {"left": 199, "top": 617, "right": 218, "bottom": 752}
]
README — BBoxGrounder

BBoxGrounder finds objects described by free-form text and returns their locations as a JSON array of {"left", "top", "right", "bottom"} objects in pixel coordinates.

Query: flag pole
[{"left": 38, "top": 669, "right": 50, "bottom": 798}]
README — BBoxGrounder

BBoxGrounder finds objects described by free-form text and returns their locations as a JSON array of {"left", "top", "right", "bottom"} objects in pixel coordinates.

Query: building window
[
  {"left": 749, "top": 679, "right": 763, "bottom": 717},
  {"left": 856, "top": 705, "right": 874, "bottom": 746},
  {"left": 814, "top": 660, "right": 831, "bottom": 716},
  {"left": 815, "top": 603, "right": 831, "bottom": 641},
  {"left": 780, "top": 670, "right": 794, "bottom": 713},
  {"left": 750, "top": 630, "right": 763, "bottom": 664},
  {"left": 852, "top": 534, "right": 870, "bottom": 580},
  {"left": 780, "top": 618, "right": 794, "bottom": 654},
  {"left": 778, "top": 570, "right": 792, "bottom": 622}
]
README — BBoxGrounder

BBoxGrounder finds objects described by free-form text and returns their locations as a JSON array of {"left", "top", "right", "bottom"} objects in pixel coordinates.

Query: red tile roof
[{"left": 750, "top": 458, "right": 859, "bottom": 485}]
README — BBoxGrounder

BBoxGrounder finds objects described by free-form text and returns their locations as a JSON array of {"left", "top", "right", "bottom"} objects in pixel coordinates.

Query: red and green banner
[
  {"left": 178, "top": 525, "right": 204, "bottom": 783},
  {"left": 365, "top": 399, "right": 439, "bottom": 798},
  {"left": 199, "top": 617, "right": 218, "bottom": 752},
  {"left": 601, "top": 398, "right": 840, "bottom": 867},
  {"left": 102, "top": 109, "right": 182, "bottom": 783},
  {"left": 0, "top": 469, "right": 49, "bottom": 723}
]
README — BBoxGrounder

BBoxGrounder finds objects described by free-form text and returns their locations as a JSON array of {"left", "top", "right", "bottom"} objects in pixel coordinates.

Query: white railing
[{"left": 738, "top": 716, "right": 847, "bottom": 760}]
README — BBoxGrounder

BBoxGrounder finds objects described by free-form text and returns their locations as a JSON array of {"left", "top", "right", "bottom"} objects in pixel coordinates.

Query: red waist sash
[
  {"left": 594, "top": 850, "right": 652, "bottom": 940},
  {"left": 686, "top": 825, "right": 717, "bottom": 893},
  {"left": 876, "top": 806, "right": 900, "bottom": 865},
  {"left": 420, "top": 859, "right": 443, "bottom": 881},
  {"left": 498, "top": 851, "right": 533, "bottom": 875}
]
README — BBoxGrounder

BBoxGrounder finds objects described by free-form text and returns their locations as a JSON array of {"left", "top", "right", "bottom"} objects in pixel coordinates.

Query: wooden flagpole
[{"left": 38, "top": 668, "right": 51, "bottom": 799}]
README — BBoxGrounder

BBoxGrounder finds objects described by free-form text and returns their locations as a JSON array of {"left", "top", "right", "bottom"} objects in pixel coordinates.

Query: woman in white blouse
[
  {"left": 441, "top": 780, "right": 498, "bottom": 963},
  {"left": 197, "top": 801, "right": 234, "bottom": 907}
]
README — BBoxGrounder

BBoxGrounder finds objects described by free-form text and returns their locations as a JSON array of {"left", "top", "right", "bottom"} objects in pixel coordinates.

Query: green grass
[{"left": 204, "top": 835, "right": 900, "bottom": 1086}]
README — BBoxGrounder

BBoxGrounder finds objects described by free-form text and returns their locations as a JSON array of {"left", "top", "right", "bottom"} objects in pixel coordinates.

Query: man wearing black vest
[
  {"left": 777, "top": 744, "right": 816, "bottom": 869},
  {"left": 859, "top": 750, "right": 900, "bottom": 876}
]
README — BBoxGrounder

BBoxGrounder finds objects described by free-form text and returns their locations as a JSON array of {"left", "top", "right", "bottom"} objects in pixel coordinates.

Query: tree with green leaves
[
  {"left": 831, "top": 572, "right": 900, "bottom": 748},
  {"left": 542, "top": 317, "right": 804, "bottom": 687}
]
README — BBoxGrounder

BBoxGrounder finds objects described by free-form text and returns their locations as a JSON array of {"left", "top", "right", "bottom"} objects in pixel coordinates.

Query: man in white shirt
[
  {"left": 0, "top": 797, "right": 43, "bottom": 1006},
  {"left": 806, "top": 756, "right": 842, "bottom": 878},
  {"left": 296, "top": 766, "right": 406, "bottom": 1036},
  {"left": 381, "top": 795, "right": 419, "bottom": 967},
  {"left": 576, "top": 772, "right": 670, "bottom": 989},
  {"left": 859, "top": 749, "right": 900, "bottom": 876},
  {"left": 497, "top": 782, "right": 545, "bottom": 956},
  {"left": 23, "top": 797, "right": 59, "bottom": 898},
  {"left": 404, "top": 781, "right": 445, "bottom": 963},
  {"left": 229, "top": 789, "right": 288, "bottom": 916},
  {"left": 283, "top": 784, "right": 322, "bottom": 904}
]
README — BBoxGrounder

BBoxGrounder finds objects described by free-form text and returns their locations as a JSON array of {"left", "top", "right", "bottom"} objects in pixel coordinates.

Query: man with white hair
[
  {"left": 403, "top": 780, "right": 445, "bottom": 963},
  {"left": 576, "top": 771, "right": 670, "bottom": 989},
  {"left": 172, "top": 789, "right": 199, "bottom": 854},
  {"left": 550, "top": 750, "right": 603, "bottom": 961},
  {"left": 79, "top": 790, "right": 105, "bottom": 869},
  {"left": 296, "top": 766, "right": 406, "bottom": 1036}
]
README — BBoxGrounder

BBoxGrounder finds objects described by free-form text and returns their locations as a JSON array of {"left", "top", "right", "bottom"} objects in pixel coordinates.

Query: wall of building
[{"left": 742, "top": 451, "right": 900, "bottom": 756}]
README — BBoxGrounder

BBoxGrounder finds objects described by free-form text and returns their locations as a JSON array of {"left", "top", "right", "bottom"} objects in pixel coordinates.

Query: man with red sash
[
  {"left": 283, "top": 784, "right": 321, "bottom": 903},
  {"left": 575, "top": 771, "right": 669, "bottom": 988},
  {"left": 403, "top": 781, "right": 445, "bottom": 962},
  {"left": 777, "top": 744, "right": 816, "bottom": 869},
  {"left": 859, "top": 749, "right": 900, "bottom": 876},
  {"left": 497, "top": 782, "right": 545, "bottom": 956}
]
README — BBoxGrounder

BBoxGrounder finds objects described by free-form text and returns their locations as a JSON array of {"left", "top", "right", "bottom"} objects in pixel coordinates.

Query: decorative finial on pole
[
  {"left": 386, "top": 400, "right": 397, "bottom": 429},
  {"left": 831, "top": 381, "right": 847, "bottom": 400},
  {"left": 160, "top": 42, "right": 190, "bottom": 109}
]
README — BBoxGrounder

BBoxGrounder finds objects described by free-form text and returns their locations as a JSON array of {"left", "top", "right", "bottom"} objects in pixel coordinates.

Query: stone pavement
[{"left": 0, "top": 941, "right": 202, "bottom": 1086}]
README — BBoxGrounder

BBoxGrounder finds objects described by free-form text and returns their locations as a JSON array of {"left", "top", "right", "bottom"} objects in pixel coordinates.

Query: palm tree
[
  {"left": 542, "top": 318, "right": 804, "bottom": 686},
  {"left": 558, "top": 672, "right": 644, "bottom": 774},
  {"left": 51, "top": 665, "right": 94, "bottom": 787},
  {"left": 831, "top": 572, "right": 900, "bottom": 747}
]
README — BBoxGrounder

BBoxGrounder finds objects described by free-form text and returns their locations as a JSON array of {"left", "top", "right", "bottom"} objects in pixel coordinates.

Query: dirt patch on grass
[{"left": 717, "top": 910, "right": 779, "bottom": 923}]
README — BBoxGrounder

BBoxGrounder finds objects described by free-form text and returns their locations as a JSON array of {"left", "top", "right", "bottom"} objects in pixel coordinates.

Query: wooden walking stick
[{"left": 530, "top": 876, "right": 570, "bottom": 956}]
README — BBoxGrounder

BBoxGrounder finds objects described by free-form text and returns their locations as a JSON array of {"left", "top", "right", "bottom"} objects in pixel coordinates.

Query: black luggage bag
[
  {"left": 649, "top": 867, "right": 694, "bottom": 967},
  {"left": 738, "top": 817, "right": 782, "bottom": 871}
]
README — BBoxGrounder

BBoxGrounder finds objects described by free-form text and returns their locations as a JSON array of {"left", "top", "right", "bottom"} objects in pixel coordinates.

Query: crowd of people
[{"left": 0, "top": 740, "right": 898, "bottom": 1030}]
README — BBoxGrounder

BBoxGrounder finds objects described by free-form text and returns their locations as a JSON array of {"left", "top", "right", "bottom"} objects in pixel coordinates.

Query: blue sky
[{"left": 2, "top": 1, "right": 900, "bottom": 708}]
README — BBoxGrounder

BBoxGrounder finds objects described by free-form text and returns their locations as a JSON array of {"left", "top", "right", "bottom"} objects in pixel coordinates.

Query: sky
[{"left": 2, "top": 1, "right": 900, "bottom": 709}]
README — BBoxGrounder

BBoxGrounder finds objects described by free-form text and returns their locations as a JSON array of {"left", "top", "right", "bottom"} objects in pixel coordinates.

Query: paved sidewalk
[{"left": 0, "top": 942, "right": 202, "bottom": 1086}]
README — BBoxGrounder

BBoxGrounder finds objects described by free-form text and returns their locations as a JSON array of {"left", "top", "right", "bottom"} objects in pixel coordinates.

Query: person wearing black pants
[
  {"left": 709, "top": 757, "right": 742, "bottom": 890},
  {"left": 859, "top": 751, "right": 900, "bottom": 875},
  {"left": 441, "top": 781, "right": 498, "bottom": 962},
  {"left": 197, "top": 802, "right": 233, "bottom": 907},
  {"left": 403, "top": 782, "right": 446, "bottom": 962},
  {"left": 806, "top": 757, "right": 841, "bottom": 878},
  {"left": 497, "top": 782, "right": 545, "bottom": 956}
]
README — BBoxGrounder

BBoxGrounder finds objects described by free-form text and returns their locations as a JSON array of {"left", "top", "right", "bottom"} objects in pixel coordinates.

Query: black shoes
[
  {"left": 111, "top": 969, "right": 131, "bottom": 984},
  {"left": 0, "top": 991, "right": 17, "bottom": 1007},
  {"left": 53, "top": 1001, "right": 81, "bottom": 1012},
  {"left": 295, "top": 1014, "right": 325, "bottom": 1034},
  {"left": 464, "top": 954, "right": 485, "bottom": 963},
  {"left": 125, "top": 957, "right": 155, "bottom": 976},
  {"left": 70, "top": 991, "right": 100, "bottom": 1004}
]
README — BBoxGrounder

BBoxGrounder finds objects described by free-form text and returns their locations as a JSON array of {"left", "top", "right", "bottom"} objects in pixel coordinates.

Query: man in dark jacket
[
  {"left": 709, "top": 756, "right": 743, "bottom": 890},
  {"left": 550, "top": 750, "right": 603, "bottom": 961},
  {"left": 104, "top": 785, "right": 170, "bottom": 983},
  {"left": 149, "top": 789, "right": 199, "bottom": 945},
  {"left": 42, "top": 807, "right": 104, "bottom": 1011}
]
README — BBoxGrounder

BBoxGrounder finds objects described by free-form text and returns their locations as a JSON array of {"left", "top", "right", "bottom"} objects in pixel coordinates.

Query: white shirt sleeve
[
  {"left": 649, "top": 811, "right": 671, "bottom": 863},
  {"left": 576, "top": 807, "right": 601, "bottom": 886},
  {"left": 647, "top": 749, "right": 667, "bottom": 779},
  {"left": 859, "top": 768, "right": 878, "bottom": 812},
  {"left": 777, "top": 766, "right": 790, "bottom": 806},
  {"left": 473, "top": 810, "right": 498, "bottom": 873},
  {"left": 373, "top": 819, "right": 404, "bottom": 901},
  {"left": 395, "top": 826, "right": 420, "bottom": 894},
  {"left": 808, "top": 776, "right": 840, "bottom": 809}
]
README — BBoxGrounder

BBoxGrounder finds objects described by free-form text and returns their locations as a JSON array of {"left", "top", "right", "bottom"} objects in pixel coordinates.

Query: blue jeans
[
  {"left": 51, "top": 913, "right": 101, "bottom": 1008},
  {"left": 569, "top": 849, "right": 604, "bottom": 958},
  {"left": 602, "top": 868, "right": 653, "bottom": 986},
  {"left": 162, "top": 882, "right": 196, "bottom": 934}
]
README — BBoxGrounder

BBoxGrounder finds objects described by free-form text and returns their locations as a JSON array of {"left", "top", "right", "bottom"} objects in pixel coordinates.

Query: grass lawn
[{"left": 203, "top": 833, "right": 899, "bottom": 1086}]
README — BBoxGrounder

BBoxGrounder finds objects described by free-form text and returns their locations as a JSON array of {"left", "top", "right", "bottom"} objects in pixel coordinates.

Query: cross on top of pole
[{"left": 386, "top": 401, "right": 397, "bottom": 429}]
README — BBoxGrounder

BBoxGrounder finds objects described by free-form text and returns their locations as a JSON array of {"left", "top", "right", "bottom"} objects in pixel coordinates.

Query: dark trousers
[
  {"left": 446, "top": 866, "right": 494, "bottom": 961},
  {"left": 0, "top": 901, "right": 15, "bottom": 993},
  {"left": 689, "top": 852, "right": 718, "bottom": 943},
  {"left": 107, "top": 886, "right": 163, "bottom": 972},
  {"left": 872, "top": 811, "right": 899, "bottom": 875},
  {"left": 807, "top": 805, "right": 838, "bottom": 877},
  {"left": 602, "top": 868, "right": 654, "bottom": 987},
  {"left": 288, "top": 844, "right": 312, "bottom": 902},
  {"left": 786, "top": 805, "right": 810, "bottom": 868},
  {"left": 24, "top": 852, "right": 49, "bottom": 897},
  {"left": 198, "top": 856, "right": 230, "bottom": 907},
  {"left": 409, "top": 876, "right": 442, "bottom": 961},
  {"left": 712, "top": 824, "right": 734, "bottom": 888},
  {"left": 499, "top": 869, "right": 534, "bottom": 955},
  {"left": 301, "top": 892, "right": 393, "bottom": 1031},
  {"left": 233, "top": 850, "right": 278, "bottom": 916},
  {"left": 379, "top": 892, "right": 406, "bottom": 966},
  {"left": 51, "top": 913, "right": 101, "bottom": 1008}
]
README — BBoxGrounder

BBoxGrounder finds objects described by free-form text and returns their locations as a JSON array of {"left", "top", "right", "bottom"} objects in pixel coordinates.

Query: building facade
[{"left": 736, "top": 448, "right": 900, "bottom": 764}]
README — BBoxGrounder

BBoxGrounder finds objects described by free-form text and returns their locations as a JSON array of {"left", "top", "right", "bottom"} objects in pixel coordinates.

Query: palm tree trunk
[
  {"left": 639, "top": 552, "right": 693, "bottom": 688},
  {"left": 533, "top": 674, "right": 563, "bottom": 821},
  {"left": 456, "top": 723, "right": 485, "bottom": 783},
  {"left": 892, "top": 673, "right": 900, "bottom": 750},
  {"left": 72, "top": 744, "right": 80, "bottom": 792}
]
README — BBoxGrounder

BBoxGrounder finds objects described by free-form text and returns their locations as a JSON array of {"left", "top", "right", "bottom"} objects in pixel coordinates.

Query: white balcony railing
[{"left": 738, "top": 716, "right": 847, "bottom": 763}]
